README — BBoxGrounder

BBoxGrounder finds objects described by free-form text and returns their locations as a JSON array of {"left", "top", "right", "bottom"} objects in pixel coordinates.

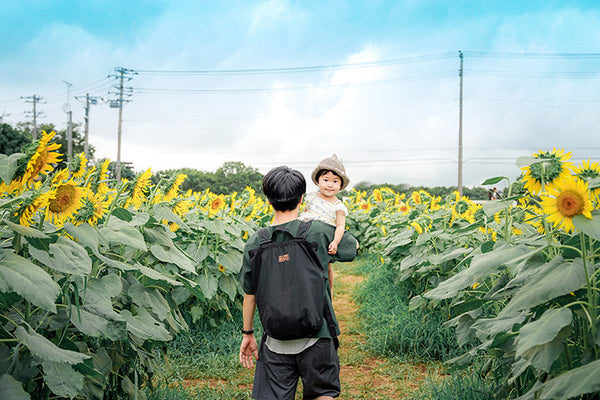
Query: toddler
[{"left": 300, "top": 154, "right": 349, "bottom": 254}]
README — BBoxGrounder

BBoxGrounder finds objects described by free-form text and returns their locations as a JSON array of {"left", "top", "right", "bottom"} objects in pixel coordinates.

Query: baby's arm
[{"left": 328, "top": 210, "right": 346, "bottom": 255}]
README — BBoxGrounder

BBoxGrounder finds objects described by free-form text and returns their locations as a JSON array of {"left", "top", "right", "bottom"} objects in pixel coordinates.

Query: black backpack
[{"left": 249, "top": 221, "right": 336, "bottom": 340}]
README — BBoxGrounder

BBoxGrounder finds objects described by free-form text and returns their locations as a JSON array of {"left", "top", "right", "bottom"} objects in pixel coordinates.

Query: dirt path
[{"left": 333, "top": 269, "right": 444, "bottom": 399}]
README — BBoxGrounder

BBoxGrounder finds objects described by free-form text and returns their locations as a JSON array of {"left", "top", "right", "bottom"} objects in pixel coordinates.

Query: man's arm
[{"left": 239, "top": 294, "right": 258, "bottom": 368}]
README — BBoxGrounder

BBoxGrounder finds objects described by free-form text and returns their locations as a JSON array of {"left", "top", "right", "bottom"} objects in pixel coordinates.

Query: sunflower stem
[{"left": 580, "top": 232, "right": 598, "bottom": 358}]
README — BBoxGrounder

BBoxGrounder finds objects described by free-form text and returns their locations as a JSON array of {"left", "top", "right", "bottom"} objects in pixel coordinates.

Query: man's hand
[{"left": 239, "top": 334, "right": 259, "bottom": 368}]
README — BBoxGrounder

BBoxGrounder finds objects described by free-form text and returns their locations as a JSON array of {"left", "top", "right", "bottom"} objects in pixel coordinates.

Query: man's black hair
[{"left": 262, "top": 166, "right": 306, "bottom": 211}]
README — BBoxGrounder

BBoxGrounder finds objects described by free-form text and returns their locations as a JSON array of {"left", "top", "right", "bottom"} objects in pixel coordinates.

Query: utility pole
[
  {"left": 75, "top": 93, "right": 99, "bottom": 160},
  {"left": 63, "top": 81, "right": 73, "bottom": 162},
  {"left": 457, "top": 51, "right": 464, "bottom": 196},
  {"left": 21, "top": 95, "right": 45, "bottom": 140},
  {"left": 109, "top": 67, "right": 136, "bottom": 181}
]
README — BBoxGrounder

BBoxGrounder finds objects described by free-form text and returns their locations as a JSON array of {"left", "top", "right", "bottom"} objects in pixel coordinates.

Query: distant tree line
[
  {"left": 2, "top": 120, "right": 496, "bottom": 199},
  {"left": 345, "top": 181, "right": 494, "bottom": 200}
]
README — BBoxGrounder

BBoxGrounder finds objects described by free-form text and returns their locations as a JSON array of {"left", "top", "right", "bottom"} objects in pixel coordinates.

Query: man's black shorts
[{"left": 252, "top": 337, "right": 340, "bottom": 400}]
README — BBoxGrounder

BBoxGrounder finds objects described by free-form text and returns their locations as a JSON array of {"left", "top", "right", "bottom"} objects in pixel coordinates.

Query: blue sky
[{"left": 1, "top": 1, "right": 599, "bottom": 188}]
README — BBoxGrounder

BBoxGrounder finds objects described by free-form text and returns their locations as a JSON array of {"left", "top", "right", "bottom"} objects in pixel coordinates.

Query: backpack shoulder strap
[
  {"left": 257, "top": 227, "right": 271, "bottom": 245},
  {"left": 296, "top": 220, "right": 312, "bottom": 239}
]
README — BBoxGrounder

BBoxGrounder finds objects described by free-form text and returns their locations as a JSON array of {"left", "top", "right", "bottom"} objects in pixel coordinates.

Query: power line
[{"left": 134, "top": 52, "right": 457, "bottom": 76}]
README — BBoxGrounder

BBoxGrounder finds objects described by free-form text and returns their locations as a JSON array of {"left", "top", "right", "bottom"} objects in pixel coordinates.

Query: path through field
[
  {"left": 181, "top": 262, "right": 445, "bottom": 399},
  {"left": 332, "top": 265, "right": 444, "bottom": 399}
]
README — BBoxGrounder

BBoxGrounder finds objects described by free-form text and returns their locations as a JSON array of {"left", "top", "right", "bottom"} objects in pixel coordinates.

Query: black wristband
[{"left": 241, "top": 329, "right": 254, "bottom": 335}]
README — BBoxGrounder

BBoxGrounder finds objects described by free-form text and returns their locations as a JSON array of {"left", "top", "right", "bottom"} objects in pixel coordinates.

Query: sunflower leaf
[
  {"left": 0, "top": 249, "right": 60, "bottom": 313},
  {"left": 481, "top": 176, "right": 507, "bottom": 185},
  {"left": 0, "top": 153, "right": 24, "bottom": 184},
  {"left": 573, "top": 214, "right": 600, "bottom": 241},
  {"left": 0, "top": 374, "right": 30, "bottom": 400}
]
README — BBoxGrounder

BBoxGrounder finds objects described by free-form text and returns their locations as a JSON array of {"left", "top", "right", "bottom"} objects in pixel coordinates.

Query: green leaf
[
  {"left": 152, "top": 204, "right": 189, "bottom": 231},
  {"left": 69, "top": 305, "right": 127, "bottom": 341},
  {"left": 219, "top": 275, "right": 238, "bottom": 301},
  {"left": 143, "top": 226, "right": 175, "bottom": 247},
  {"left": 520, "top": 326, "right": 571, "bottom": 373},
  {"left": 3, "top": 220, "right": 49, "bottom": 238},
  {"left": 573, "top": 214, "right": 600, "bottom": 241},
  {"left": 471, "top": 312, "right": 527, "bottom": 340},
  {"left": 197, "top": 219, "right": 226, "bottom": 235},
  {"left": 126, "top": 278, "right": 170, "bottom": 320},
  {"left": 516, "top": 156, "right": 537, "bottom": 168},
  {"left": 446, "top": 309, "right": 482, "bottom": 347},
  {"left": 111, "top": 207, "right": 132, "bottom": 222},
  {"left": 63, "top": 222, "right": 99, "bottom": 250},
  {"left": 0, "top": 153, "right": 24, "bottom": 184},
  {"left": 0, "top": 374, "right": 30, "bottom": 400},
  {"left": 481, "top": 176, "right": 507, "bottom": 185},
  {"left": 197, "top": 273, "right": 218, "bottom": 299},
  {"left": 500, "top": 258, "right": 589, "bottom": 317},
  {"left": 29, "top": 236, "right": 92, "bottom": 276},
  {"left": 482, "top": 199, "right": 510, "bottom": 218},
  {"left": 74, "top": 277, "right": 125, "bottom": 322},
  {"left": 538, "top": 359, "right": 600, "bottom": 399},
  {"left": 0, "top": 249, "right": 60, "bottom": 313},
  {"left": 42, "top": 361, "right": 84, "bottom": 398},
  {"left": 516, "top": 308, "right": 572, "bottom": 358},
  {"left": 15, "top": 326, "right": 90, "bottom": 365},
  {"left": 100, "top": 226, "right": 146, "bottom": 251},
  {"left": 134, "top": 263, "right": 182, "bottom": 286},
  {"left": 149, "top": 244, "right": 196, "bottom": 273},
  {"left": 425, "top": 245, "right": 538, "bottom": 300},
  {"left": 120, "top": 308, "right": 172, "bottom": 341},
  {"left": 218, "top": 249, "right": 243, "bottom": 273}
]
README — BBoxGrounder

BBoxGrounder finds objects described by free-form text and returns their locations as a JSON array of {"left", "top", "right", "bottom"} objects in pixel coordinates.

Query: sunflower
[
  {"left": 398, "top": 202, "right": 410, "bottom": 214},
  {"left": 410, "top": 221, "right": 424, "bottom": 234},
  {"left": 73, "top": 191, "right": 110, "bottom": 226},
  {"left": 359, "top": 201, "right": 372, "bottom": 212},
  {"left": 573, "top": 159, "right": 600, "bottom": 200},
  {"left": 70, "top": 152, "right": 88, "bottom": 179},
  {"left": 46, "top": 179, "right": 87, "bottom": 226},
  {"left": 541, "top": 177, "right": 593, "bottom": 233},
  {"left": 410, "top": 191, "right": 422, "bottom": 205},
  {"left": 163, "top": 174, "right": 187, "bottom": 202},
  {"left": 451, "top": 195, "right": 476, "bottom": 223},
  {"left": 127, "top": 168, "right": 152, "bottom": 208},
  {"left": 521, "top": 148, "right": 573, "bottom": 194},
  {"left": 22, "top": 131, "right": 62, "bottom": 185},
  {"left": 429, "top": 195, "right": 442, "bottom": 211},
  {"left": 15, "top": 190, "right": 53, "bottom": 227},
  {"left": 209, "top": 195, "right": 226, "bottom": 216},
  {"left": 373, "top": 189, "right": 383, "bottom": 203}
]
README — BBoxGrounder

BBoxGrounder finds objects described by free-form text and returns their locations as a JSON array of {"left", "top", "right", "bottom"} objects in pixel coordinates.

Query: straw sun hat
[{"left": 311, "top": 154, "right": 350, "bottom": 190}]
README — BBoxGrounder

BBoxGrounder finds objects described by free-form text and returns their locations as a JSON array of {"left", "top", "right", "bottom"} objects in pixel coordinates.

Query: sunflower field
[
  {"left": 1, "top": 132, "right": 600, "bottom": 399},
  {"left": 346, "top": 148, "right": 600, "bottom": 399},
  {"left": 0, "top": 131, "right": 272, "bottom": 399}
]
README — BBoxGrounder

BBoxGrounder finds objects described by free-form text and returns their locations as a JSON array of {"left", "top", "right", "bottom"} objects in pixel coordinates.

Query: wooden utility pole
[{"left": 458, "top": 51, "right": 464, "bottom": 196}]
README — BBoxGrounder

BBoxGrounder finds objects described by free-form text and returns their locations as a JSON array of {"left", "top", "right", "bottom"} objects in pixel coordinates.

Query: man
[{"left": 238, "top": 166, "right": 358, "bottom": 400}]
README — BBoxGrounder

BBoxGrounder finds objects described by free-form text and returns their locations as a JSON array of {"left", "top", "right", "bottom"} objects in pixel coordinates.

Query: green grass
[
  {"left": 408, "top": 368, "right": 497, "bottom": 400},
  {"left": 354, "top": 259, "right": 463, "bottom": 361}
]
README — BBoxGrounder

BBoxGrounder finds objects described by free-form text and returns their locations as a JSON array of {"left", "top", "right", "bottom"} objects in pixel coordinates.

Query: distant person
[
  {"left": 488, "top": 188, "right": 494, "bottom": 200},
  {"left": 238, "top": 165, "right": 358, "bottom": 400}
]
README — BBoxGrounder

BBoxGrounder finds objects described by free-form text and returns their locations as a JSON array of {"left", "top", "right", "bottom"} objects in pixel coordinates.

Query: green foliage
[
  {"left": 349, "top": 172, "right": 600, "bottom": 399},
  {"left": 410, "top": 366, "right": 497, "bottom": 400},
  {"left": 351, "top": 181, "right": 491, "bottom": 200},
  {"left": 356, "top": 261, "right": 464, "bottom": 361},
  {"left": 154, "top": 161, "right": 264, "bottom": 195},
  {"left": 0, "top": 123, "right": 30, "bottom": 155}
]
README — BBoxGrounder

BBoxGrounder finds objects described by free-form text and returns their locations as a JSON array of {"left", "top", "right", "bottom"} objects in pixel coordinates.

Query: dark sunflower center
[{"left": 49, "top": 185, "right": 76, "bottom": 213}]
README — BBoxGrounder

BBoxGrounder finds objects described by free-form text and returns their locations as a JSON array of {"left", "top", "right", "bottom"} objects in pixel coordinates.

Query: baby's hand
[{"left": 328, "top": 241, "right": 338, "bottom": 255}]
